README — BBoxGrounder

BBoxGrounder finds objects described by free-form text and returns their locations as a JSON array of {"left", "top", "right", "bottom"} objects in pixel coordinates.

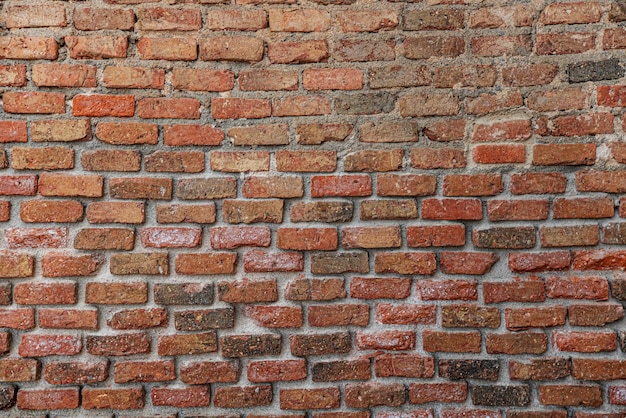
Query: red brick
[
  {"left": 423, "top": 330, "right": 481, "bottom": 353},
  {"left": 114, "top": 360, "right": 175, "bottom": 383},
  {"left": 466, "top": 90, "right": 524, "bottom": 115},
  {"left": 108, "top": 308, "right": 166, "bottom": 330},
  {"left": 577, "top": 170, "right": 626, "bottom": 193},
  {"left": 486, "top": 332, "right": 548, "bottom": 354},
  {"left": 0, "top": 201, "right": 9, "bottom": 222},
  {"left": 407, "top": 225, "right": 465, "bottom": 248},
  {"left": 527, "top": 88, "right": 589, "bottom": 111},
  {"left": 345, "top": 382, "right": 405, "bottom": 408},
  {"left": 175, "top": 252, "right": 237, "bottom": 275},
  {"left": 444, "top": 174, "right": 502, "bottom": 196},
  {"left": 19, "top": 334, "right": 81, "bottom": 357},
  {"left": 510, "top": 172, "right": 567, "bottom": 194},
  {"left": 73, "top": 94, "right": 134, "bottom": 117},
  {"left": 0, "top": 308, "right": 35, "bottom": 329},
  {"left": 164, "top": 124, "right": 224, "bottom": 146},
  {"left": 151, "top": 386, "right": 210, "bottom": 408},
  {"left": 311, "top": 175, "right": 371, "bottom": 197},
  {"left": 87, "top": 201, "right": 144, "bottom": 224},
  {"left": 572, "top": 359, "right": 626, "bottom": 380},
  {"left": 66, "top": 35, "right": 128, "bottom": 59},
  {"left": 553, "top": 197, "right": 614, "bottom": 219},
  {"left": 272, "top": 96, "right": 331, "bottom": 117},
  {"left": 471, "top": 5, "right": 533, "bottom": 28},
  {"left": 137, "top": 7, "right": 202, "bottom": 31},
  {"left": 86, "top": 282, "right": 148, "bottom": 304},
  {"left": 82, "top": 388, "right": 144, "bottom": 410},
  {"left": 180, "top": 360, "right": 240, "bottom": 384},
  {"left": 11, "top": 146, "right": 74, "bottom": 170},
  {"left": 94, "top": 122, "right": 156, "bottom": 145},
  {"left": 472, "top": 35, "right": 532, "bottom": 56},
  {"left": 545, "top": 276, "right": 608, "bottom": 300},
  {"left": 268, "top": 41, "right": 329, "bottom": 64},
  {"left": 280, "top": 387, "right": 340, "bottom": 410},
  {"left": 541, "top": 2, "right": 602, "bottom": 24},
  {"left": 296, "top": 123, "right": 353, "bottom": 144},
  {"left": 3, "top": 92, "right": 65, "bottom": 114},
  {"left": 244, "top": 250, "right": 303, "bottom": 272},
  {"left": 434, "top": 65, "right": 496, "bottom": 88},
  {"left": 248, "top": 359, "right": 307, "bottom": 382},
  {"left": 156, "top": 204, "right": 214, "bottom": 224},
  {"left": 14, "top": 282, "right": 76, "bottom": 305},
  {"left": 110, "top": 177, "right": 172, "bottom": 200},
  {"left": 213, "top": 385, "right": 273, "bottom": 409},
  {"left": 172, "top": 68, "right": 234, "bottom": 92},
  {"left": 411, "top": 148, "right": 467, "bottom": 170},
  {"left": 32, "top": 64, "right": 96, "bottom": 87},
  {"left": 303, "top": 68, "right": 363, "bottom": 90},
  {"left": 546, "top": 113, "right": 614, "bottom": 136},
  {"left": 417, "top": 280, "right": 478, "bottom": 301},
  {"left": 218, "top": 278, "right": 277, "bottom": 304},
  {"left": 509, "top": 251, "right": 571, "bottom": 273},
  {"left": 5, "top": 227, "right": 68, "bottom": 248},
  {"left": 211, "top": 226, "right": 270, "bottom": 249},
  {"left": 422, "top": 198, "right": 483, "bottom": 221},
  {"left": 0, "top": 37, "right": 58, "bottom": 60},
  {"left": 604, "top": 28, "right": 626, "bottom": 49},
  {"left": 286, "top": 277, "right": 346, "bottom": 301},
  {"left": 44, "top": 361, "right": 108, "bottom": 385},
  {"left": 17, "top": 388, "right": 79, "bottom": 410},
  {"left": 0, "top": 121, "right": 28, "bottom": 143},
  {"left": 6, "top": 3, "right": 66, "bottom": 27},
  {"left": 343, "top": 226, "right": 400, "bottom": 249},
  {"left": 505, "top": 306, "right": 567, "bottom": 330},
  {"left": 138, "top": 98, "right": 200, "bottom": 119},
  {"left": 211, "top": 151, "right": 269, "bottom": 172},
  {"left": 74, "top": 7, "right": 136, "bottom": 30},
  {"left": 409, "top": 383, "right": 467, "bottom": 404},
  {"left": 553, "top": 331, "right": 616, "bottom": 352},
  {"left": 375, "top": 354, "right": 434, "bottom": 378},
  {"left": 504, "top": 64, "right": 560, "bottom": 87},
  {"left": 538, "top": 385, "right": 602, "bottom": 407},
  {"left": 277, "top": 150, "right": 337, "bottom": 172},
  {"left": 38, "top": 173, "right": 102, "bottom": 197},
  {"left": 509, "top": 358, "right": 571, "bottom": 381},
  {"left": 488, "top": 200, "right": 549, "bottom": 221},
  {"left": 0, "top": 252, "right": 34, "bottom": 278},
  {"left": 103, "top": 66, "right": 164, "bottom": 89},
  {"left": 137, "top": 37, "right": 197, "bottom": 60},
  {"left": 157, "top": 332, "right": 217, "bottom": 356},
  {"left": 240, "top": 70, "right": 298, "bottom": 91},
  {"left": 533, "top": 143, "right": 596, "bottom": 166},
  {"left": 39, "top": 309, "right": 98, "bottom": 330},
  {"left": 81, "top": 149, "right": 141, "bottom": 172},
  {"left": 212, "top": 98, "right": 271, "bottom": 119},
  {"left": 277, "top": 228, "right": 338, "bottom": 251},
  {"left": 473, "top": 144, "right": 526, "bottom": 164},
  {"left": 484, "top": 280, "right": 546, "bottom": 303},
  {"left": 356, "top": 331, "right": 416, "bottom": 351},
  {"left": 309, "top": 304, "right": 369, "bottom": 327},
  {"left": 200, "top": 36, "right": 264, "bottom": 62},
  {"left": 376, "top": 304, "right": 436, "bottom": 325},
  {"left": 472, "top": 119, "right": 531, "bottom": 142},
  {"left": 42, "top": 253, "right": 103, "bottom": 277},
  {"left": 244, "top": 306, "right": 303, "bottom": 328},
  {"left": 207, "top": 10, "right": 267, "bottom": 30},
  {"left": 86, "top": 333, "right": 150, "bottom": 356},
  {"left": 374, "top": 252, "right": 436, "bottom": 275},
  {"left": 400, "top": 93, "right": 460, "bottom": 117},
  {"left": 404, "top": 36, "right": 464, "bottom": 59}
]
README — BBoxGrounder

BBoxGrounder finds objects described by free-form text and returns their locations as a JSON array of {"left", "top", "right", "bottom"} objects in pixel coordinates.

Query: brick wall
[{"left": 0, "top": 0, "right": 625, "bottom": 416}]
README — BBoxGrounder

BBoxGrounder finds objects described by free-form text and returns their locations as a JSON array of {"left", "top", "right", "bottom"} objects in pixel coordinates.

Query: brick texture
[{"left": 0, "top": 0, "right": 623, "bottom": 416}]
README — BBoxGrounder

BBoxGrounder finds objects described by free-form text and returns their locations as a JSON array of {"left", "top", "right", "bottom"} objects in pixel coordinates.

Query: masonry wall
[{"left": 0, "top": 0, "right": 625, "bottom": 416}]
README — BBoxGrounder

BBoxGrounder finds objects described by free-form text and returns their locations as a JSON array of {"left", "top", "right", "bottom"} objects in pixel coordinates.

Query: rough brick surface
[{"left": 0, "top": 0, "right": 624, "bottom": 415}]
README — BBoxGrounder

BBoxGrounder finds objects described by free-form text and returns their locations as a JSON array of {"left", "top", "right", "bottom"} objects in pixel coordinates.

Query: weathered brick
[
  {"left": 138, "top": 37, "right": 197, "bottom": 60},
  {"left": 200, "top": 37, "right": 263, "bottom": 62}
]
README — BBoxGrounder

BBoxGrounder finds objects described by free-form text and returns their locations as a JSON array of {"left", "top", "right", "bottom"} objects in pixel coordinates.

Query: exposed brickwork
[{"left": 0, "top": 0, "right": 625, "bottom": 416}]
